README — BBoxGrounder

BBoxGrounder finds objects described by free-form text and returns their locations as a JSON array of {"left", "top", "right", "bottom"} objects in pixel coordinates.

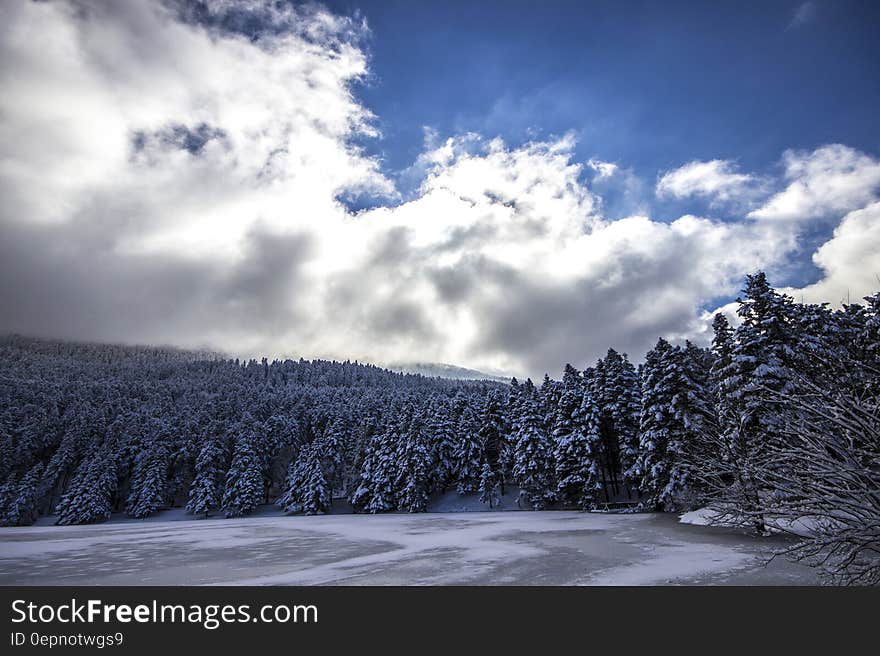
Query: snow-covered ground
[
  {"left": 0, "top": 510, "right": 817, "bottom": 585},
  {"left": 679, "top": 506, "right": 819, "bottom": 537}
]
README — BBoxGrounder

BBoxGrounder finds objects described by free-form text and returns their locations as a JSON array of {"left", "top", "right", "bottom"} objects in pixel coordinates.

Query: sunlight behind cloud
[{"left": 1, "top": 0, "right": 879, "bottom": 379}]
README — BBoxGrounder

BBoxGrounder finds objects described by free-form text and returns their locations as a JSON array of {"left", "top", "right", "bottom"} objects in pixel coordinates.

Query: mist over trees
[{"left": 0, "top": 272, "right": 878, "bottom": 583}]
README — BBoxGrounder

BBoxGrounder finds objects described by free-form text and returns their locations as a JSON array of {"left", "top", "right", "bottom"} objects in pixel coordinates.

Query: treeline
[{"left": 0, "top": 272, "right": 878, "bottom": 583}]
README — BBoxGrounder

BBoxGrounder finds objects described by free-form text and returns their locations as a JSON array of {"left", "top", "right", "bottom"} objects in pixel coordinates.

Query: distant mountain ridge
[{"left": 384, "top": 361, "right": 511, "bottom": 382}]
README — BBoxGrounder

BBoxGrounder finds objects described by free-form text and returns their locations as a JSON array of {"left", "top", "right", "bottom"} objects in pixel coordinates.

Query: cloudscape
[{"left": 1, "top": 0, "right": 879, "bottom": 379}]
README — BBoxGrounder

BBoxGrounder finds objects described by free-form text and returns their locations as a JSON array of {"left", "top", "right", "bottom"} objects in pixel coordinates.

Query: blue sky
[
  {"left": 2, "top": 0, "right": 880, "bottom": 376},
  {"left": 322, "top": 0, "right": 880, "bottom": 295},
  {"left": 336, "top": 0, "right": 879, "bottom": 182}
]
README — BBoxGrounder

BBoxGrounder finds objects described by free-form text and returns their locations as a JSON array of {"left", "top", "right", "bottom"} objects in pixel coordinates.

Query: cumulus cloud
[
  {"left": 0, "top": 0, "right": 392, "bottom": 257},
  {"left": 296, "top": 134, "right": 799, "bottom": 376},
  {"left": 748, "top": 144, "right": 880, "bottom": 222},
  {"left": 588, "top": 158, "right": 619, "bottom": 180},
  {"left": 656, "top": 159, "right": 762, "bottom": 206},
  {"left": 0, "top": 0, "right": 390, "bottom": 348},
  {"left": 781, "top": 202, "right": 880, "bottom": 305},
  {"left": 1, "top": 0, "right": 878, "bottom": 380}
]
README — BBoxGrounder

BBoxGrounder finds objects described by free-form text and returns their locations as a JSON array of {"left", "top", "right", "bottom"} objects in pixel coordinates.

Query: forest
[{"left": 0, "top": 272, "right": 878, "bottom": 584}]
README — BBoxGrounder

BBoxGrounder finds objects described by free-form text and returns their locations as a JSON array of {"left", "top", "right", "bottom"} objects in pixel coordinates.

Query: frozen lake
[{"left": 0, "top": 511, "right": 818, "bottom": 585}]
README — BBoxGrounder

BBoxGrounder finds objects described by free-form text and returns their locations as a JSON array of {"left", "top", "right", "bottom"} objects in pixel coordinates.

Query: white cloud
[
  {"left": 330, "top": 138, "right": 798, "bottom": 375},
  {"left": 1, "top": 0, "right": 879, "bottom": 379},
  {"left": 588, "top": 158, "right": 619, "bottom": 180},
  {"left": 0, "top": 0, "right": 393, "bottom": 260},
  {"left": 783, "top": 201, "right": 880, "bottom": 305},
  {"left": 748, "top": 144, "right": 880, "bottom": 222},
  {"left": 656, "top": 159, "right": 761, "bottom": 205}
]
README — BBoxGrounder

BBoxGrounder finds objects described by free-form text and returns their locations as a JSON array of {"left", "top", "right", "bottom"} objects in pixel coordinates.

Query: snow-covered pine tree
[
  {"left": 3, "top": 462, "right": 44, "bottom": 526},
  {"left": 690, "top": 311, "right": 747, "bottom": 510},
  {"left": 479, "top": 461, "right": 500, "bottom": 508},
  {"left": 277, "top": 444, "right": 307, "bottom": 513},
  {"left": 551, "top": 364, "right": 584, "bottom": 506},
  {"left": 41, "top": 420, "right": 92, "bottom": 515},
  {"left": 321, "top": 416, "right": 346, "bottom": 498},
  {"left": 681, "top": 341, "right": 716, "bottom": 419},
  {"left": 502, "top": 379, "right": 523, "bottom": 483},
  {"left": 850, "top": 291, "right": 880, "bottom": 406},
  {"left": 299, "top": 440, "right": 331, "bottom": 515},
  {"left": 512, "top": 381, "right": 554, "bottom": 509},
  {"left": 714, "top": 273, "right": 797, "bottom": 532},
  {"left": 395, "top": 404, "right": 431, "bottom": 513},
  {"left": 675, "top": 340, "right": 718, "bottom": 496},
  {"left": 222, "top": 426, "right": 264, "bottom": 518},
  {"left": 593, "top": 349, "right": 641, "bottom": 497},
  {"left": 186, "top": 435, "right": 226, "bottom": 518},
  {"left": 477, "top": 389, "right": 509, "bottom": 493},
  {"left": 453, "top": 401, "right": 483, "bottom": 495},
  {"left": 555, "top": 383, "right": 603, "bottom": 510},
  {"left": 263, "top": 414, "right": 299, "bottom": 503},
  {"left": 730, "top": 272, "right": 798, "bottom": 442},
  {"left": 0, "top": 430, "right": 15, "bottom": 482},
  {"left": 56, "top": 453, "right": 117, "bottom": 525},
  {"left": 540, "top": 373, "right": 562, "bottom": 437},
  {"left": 0, "top": 472, "right": 19, "bottom": 525},
  {"left": 126, "top": 439, "right": 170, "bottom": 519},
  {"left": 350, "top": 422, "right": 398, "bottom": 513},
  {"left": 427, "top": 396, "right": 457, "bottom": 493},
  {"left": 753, "top": 293, "right": 880, "bottom": 584},
  {"left": 862, "top": 292, "right": 880, "bottom": 384},
  {"left": 576, "top": 389, "right": 604, "bottom": 508},
  {"left": 709, "top": 312, "right": 735, "bottom": 410},
  {"left": 633, "top": 338, "right": 686, "bottom": 510}
]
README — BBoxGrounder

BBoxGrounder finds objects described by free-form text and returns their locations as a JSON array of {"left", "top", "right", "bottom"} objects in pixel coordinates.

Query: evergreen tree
[
  {"left": 862, "top": 292, "right": 880, "bottom": 383},
  {"left": 277, "top": 445, "right": 308, "bottom": 513},
  {"left": 712, "top": 273, "right": 797, "bottom": 532},
  {"left": 427, "top": 397, "right": 457, "bottom": 493},
  {"left": 710, "top": 312, "right": 735, "bottom": 411},
  {"left": 550, "top": 365, "right": 580, "bottom": 438},
  {"left": 321, "top": 416, "right": 346, "bottom": 498},
  {"left": 222, "top": 427, "right": 264, "bottom": 518},
  {"left": 3, "top": 462, "right": 44, "bottom": 526},
  {"left": 56, "top": 453, "right": 117, "bottom": 525},
  {"left": 633, "top": 339, "right": 684, "bottom": 510},
  {"left": 555, "top": 388, "right": 603, "bottom": 510},
  {"left": 0, "top": 473, "right": 19, "bottom": 525},
  {"left": 453, "top": 402, "right": 483, "bottom": 495},
  {"left": 0, "top": 430, "right": 14, "bottom": 482},
  {"left": 512, "top": 385, "right": 553, "bottom": 509},
  {"left": 729, "top": 272, "right": 798, "bottom": 440},
  {"left": 594, "top": 349, "right": 641, "bottom": 496},
  {"left": 126, "top": 439, "right": 170, "bottom": 519},
  {"left": 540, "top": 373, "right": 562, "bottom": 431},
  {"left": 395, "top": 406, "right": 431, "bottom": 513},
  {"left": 677, "top": 340, "right": 718, "bottom": 481},
  {"left": 299, "top": 441, "right": 331, "bottom": 515},
  {"left": 186, "top": 436, "right": 226, "bottom": 518},
  {"left": 479, "top": 462, "right": 500, "bottom": 508},
  {"left": 350, "top": 425, "right": 397, "bottom": 513},
  {"left": 477, "top": 390, "right": 509, "bottom": 491}
]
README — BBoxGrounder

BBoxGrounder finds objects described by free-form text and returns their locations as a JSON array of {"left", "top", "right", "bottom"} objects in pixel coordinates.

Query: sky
[{"left": 1, "top": 0, "right": 879, "bottom": 379}]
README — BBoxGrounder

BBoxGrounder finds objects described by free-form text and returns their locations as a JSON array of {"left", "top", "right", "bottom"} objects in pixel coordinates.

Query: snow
[
  {"left": 586, "top": 540, "right": 753, "bottom": 585},
  {"left": 679, "top": 506, "right": 819, "bottom": 537},
  {"left": 679, "top": 507, "right": 719, "bottom": 527},
  {"left": 430, "top": 488, "right": 524, "bottom": 512},
  {"left": 0, "top": 511, "right": 817, "bottom": 585}
]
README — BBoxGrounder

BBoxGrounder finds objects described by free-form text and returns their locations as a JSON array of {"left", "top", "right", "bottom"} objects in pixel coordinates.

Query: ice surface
[{"left": 0, "top": 510, "right": 818, "bottom": 585}]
